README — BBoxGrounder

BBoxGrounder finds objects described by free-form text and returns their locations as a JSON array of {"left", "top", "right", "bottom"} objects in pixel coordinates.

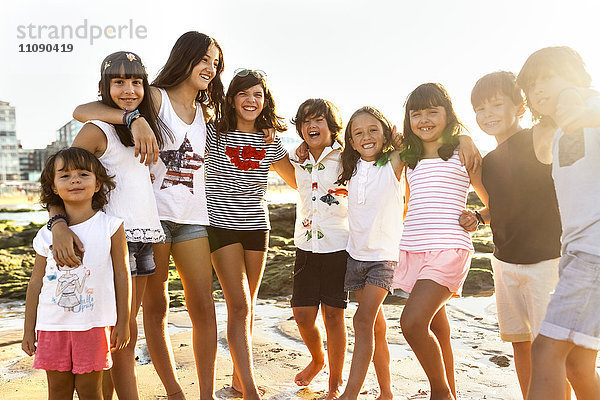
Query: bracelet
[
  {"left": 47, "top": 214, "right": 69, "bottom": 230},
  {"left": 122, "top": 109, "right": 131, "bottom": 125},
  {"left": 474, "top": 210, "right": 485, "bottom": 225},
  {"left": 125, "top": 109, "right": 140, "bottom": 128},
  {"left": 128, "top": 113, "right": 143, "bottom": 129}
]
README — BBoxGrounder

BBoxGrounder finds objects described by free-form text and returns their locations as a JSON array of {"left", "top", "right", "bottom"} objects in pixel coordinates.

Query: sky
[{"left": 2, "top": 0, "right": 600, "bottom": 151}]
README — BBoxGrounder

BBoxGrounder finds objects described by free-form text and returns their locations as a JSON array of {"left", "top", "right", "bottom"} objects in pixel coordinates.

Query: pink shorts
[
  {"left": 392, "top": 249, "right": 472, "bottom": 294},
  {"left": 33, "top": 327, "right": 112, "bottom": 374}
]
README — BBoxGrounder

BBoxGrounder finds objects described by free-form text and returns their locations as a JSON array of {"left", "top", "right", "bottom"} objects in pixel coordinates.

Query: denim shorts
[
  {"left": 344, "top": 256, "right": 397, "bottom": 293},
  {"left": 127, "top": 241, "right": 155, "bottom": 277},
  {"left": 538, "top": 252, "right": 600, "bottom": 350},
  {"left": 160, "top": 221, "right": 208, "bottom": 243}
]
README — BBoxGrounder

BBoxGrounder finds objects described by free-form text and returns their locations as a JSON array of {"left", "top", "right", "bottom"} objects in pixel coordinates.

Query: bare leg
[
  {"left": 212, "top": 244, "right": 261, "bottom": 400},
  {"left": 170, "top": 238, "right": 217, "bottom": 400},
  {"left": 372, "top": 306, "right": 393, "bottom": 400},
  {"left": 101, "top": 371, "right": 113, "bottom": 400},
  {"left": 293, "top": 306, "right": 326, "bottom": 386},
  {"left": 74, "top": 371, "right": 103, "bottom": 400},
  {"left": 430, "top": 306, "right": 456, "bottom": 398},
  {"left": 400, "top": 280, "right": 454, "bottom": 400},
  {"left": 511, "top": 341, "right": 532, "bottom": 399},
  {"left": 565, "top": 343, "right": 599, "bottom": 399},
  {"left": 143, "top": 242, "right": 185, "bottom": 399},
  {"left": 110, "top": 276, "right": 147, "bottom": 400},
  {"left": 339, "top": 284, "right": 388, "bottom": 400},
  {"left": 47, "top": 370, "right": 75, "bottom": 400},
  {"left": 322, "top": 304, "right": 347, "bottom": 400}
]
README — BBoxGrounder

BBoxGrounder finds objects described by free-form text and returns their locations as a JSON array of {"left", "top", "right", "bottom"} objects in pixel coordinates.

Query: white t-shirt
[
  {"left": 293, "top": 143, "right": 349, "bottom": 253},
  {"left": 347, "top": 159, "right": 403, "bottom": 262},
  {"left": 32, "top": 212, "right": 123, "bottom": 331},
  {"left": 150, "top": 88, "right": 209, "bottom": 225},
  {"left": 87, "top": 120, "right": 164, "bottom": 243}
]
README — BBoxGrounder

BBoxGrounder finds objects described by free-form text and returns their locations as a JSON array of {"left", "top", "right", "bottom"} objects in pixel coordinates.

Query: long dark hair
[
  {"left": 337, "top": 106, "right": 394, "bottom": 185},
  {"left": 40, "top": 147, "right": 116, "bottom": 211},
  {"left": 153, "top": 31, "right": 225, "bottom": 123},
  {"left": 99, "top": 51, "right": 170, "bottom": 148},
  {"left": 217, "top": 72, "right": 286, "bottom": 134},
  {"left": 401, "top": 83, "right": 464, "bottom": 169}
]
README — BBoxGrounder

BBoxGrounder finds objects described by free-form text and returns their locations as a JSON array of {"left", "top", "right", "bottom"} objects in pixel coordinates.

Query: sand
[{"left": 4, "top": 295, "right": 594, "bottom": 400}]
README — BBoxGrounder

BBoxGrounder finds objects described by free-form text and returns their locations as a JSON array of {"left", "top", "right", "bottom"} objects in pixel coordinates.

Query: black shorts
[
  {"left": 291, "top": 249, "right": 349, "bottom": 309},
  {"left": 207, "top": 226, "right": 269, "bottom": 253}
]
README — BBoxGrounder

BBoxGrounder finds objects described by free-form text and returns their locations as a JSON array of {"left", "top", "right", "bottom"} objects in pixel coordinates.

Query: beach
[
  {"left": 1, "top": 202, "right": 598, "bottom": 399},
  {"left": 1, "top": 296, "right": 528, "bottom": 399}
]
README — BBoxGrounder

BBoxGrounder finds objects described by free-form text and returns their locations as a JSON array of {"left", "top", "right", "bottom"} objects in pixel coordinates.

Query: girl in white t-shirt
[
  {"left": 22, "top": 147, "right": 130, "bottom": 400},
  {"left": 51, "top": 51, "right": 165, "bottom": 399},
  {"left": 393, "top": 83, "right": 488, "bottom": 400},
  {"left": 71, "top": 32, "right": 225, "bottom": 399}
]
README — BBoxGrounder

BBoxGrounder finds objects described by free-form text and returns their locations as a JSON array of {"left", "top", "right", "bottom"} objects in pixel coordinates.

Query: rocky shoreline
[{"left": 0, "top": 199, "right": 495, "bottom": 303}]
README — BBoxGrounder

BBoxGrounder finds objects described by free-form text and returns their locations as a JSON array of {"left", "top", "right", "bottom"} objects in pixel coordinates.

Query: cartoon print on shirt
[
  {"left": 305, "top": 230, "right": 324, "bottom": 241},
  {"left": 55, "top": 265, "right": 89, "bottom": 312},
  {"left": 302, "top": 218, "right": 312, "bottom": 228},
  {"left": 320, "top": 193, "right": 339, "bottom": 206},
  {"left": 300, "top": 162, "right": 325, "bottom": 174},
  {"left": 225, "top": 145, "right": 266, "bottom": 171},
  {"left": 160, "top": 135, "right": 204, "bottom": 194}
]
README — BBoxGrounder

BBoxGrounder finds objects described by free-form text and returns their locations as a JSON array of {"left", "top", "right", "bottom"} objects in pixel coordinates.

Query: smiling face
[
  {"left": 474, "top": 93, "right": 522, "bottom": 141},
  {"left": 349, "top": 113, "right": 385, "bottom": 162},
  {"left": 233, "top": 84, "right": 265, "bottom": 129},
  {"left": 52, "top": 158, "right": 101, "bottom": 205},
  {"left": 187, "top": 44, "right": 220, "bottom": 91},
  {"left": 110, "top": 76, "right": 144, "bottom": 111},
  {"left": 300, "top": 111, "right": 334, "bottom": 155},
  {"left": 527, "top": 71, "right": 573, "bottom": 119},
  {"left": 409, "top": 106, "right": 447, "bottom": 143}
]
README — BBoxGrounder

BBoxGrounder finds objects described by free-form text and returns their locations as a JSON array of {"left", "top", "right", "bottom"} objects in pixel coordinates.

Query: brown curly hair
[{"left": 40, "top": 147, "right": 115, "bottom": 211}]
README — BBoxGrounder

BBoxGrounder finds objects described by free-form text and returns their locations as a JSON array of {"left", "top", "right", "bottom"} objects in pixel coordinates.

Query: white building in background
[
  {"left": 56, "top": 119, "right": 83, "bottom": 148},
  {"left": 0, "top": 101, "right": 20, "bottom": 181}
]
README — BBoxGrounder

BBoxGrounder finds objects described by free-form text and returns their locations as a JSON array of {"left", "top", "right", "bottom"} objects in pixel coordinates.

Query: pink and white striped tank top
[{"left": 399, "top": 149, "right": 473, "bottom": 252}]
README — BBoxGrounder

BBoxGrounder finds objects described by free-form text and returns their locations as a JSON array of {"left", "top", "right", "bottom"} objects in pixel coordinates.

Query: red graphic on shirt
[
  {"left": 225, "top": 145, "right": 266, "bottom": 171},
  {"left": 312, "top": 182, "right": 318, "bottom": 190},
  {"left": 159, "top": 136, "right": 204, "bottom": 194},
  {"left": 328, "top": 188, "right": 348, "bottom": 197}
]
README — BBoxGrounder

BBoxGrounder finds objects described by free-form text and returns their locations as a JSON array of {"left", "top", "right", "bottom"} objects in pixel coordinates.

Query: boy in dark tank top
[{"left": 463, "top": 71, "right": 562, "bottom": 399}]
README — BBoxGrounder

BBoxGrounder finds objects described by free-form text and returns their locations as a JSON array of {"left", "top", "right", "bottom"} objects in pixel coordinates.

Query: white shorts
[
  {"left": 539, "top": 253, "right": 600, "bottom": 350},
  {"left": 491, "top": 255, "right": 559, "bottom": 342}
]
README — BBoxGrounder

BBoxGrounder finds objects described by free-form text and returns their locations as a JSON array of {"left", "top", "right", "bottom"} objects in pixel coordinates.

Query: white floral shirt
[{"left": 293, "top": 142, "right": 349, "bottom": 253}]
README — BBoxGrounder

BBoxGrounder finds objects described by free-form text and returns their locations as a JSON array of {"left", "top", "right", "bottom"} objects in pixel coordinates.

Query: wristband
[
  {"left": 474, "top": 210, "right": 485, "bottom": 225},
  {"left": 47, "top": 214, "right": 69, "bottom": 230},
  {"left": 122, "top": 109, "right": 132, "bottom": 125},
  {"left": 125, "top": 109, "right": 140, "bottom": 128},
  {"left": 128, "top": 113, "right": 143, "bottom": 129}
]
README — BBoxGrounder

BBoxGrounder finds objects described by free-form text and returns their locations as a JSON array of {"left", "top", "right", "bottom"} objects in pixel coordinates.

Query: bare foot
[
  {"left": 230, "top": 383, "right": 266, "bottom": 397},
  {"left": 375, "top": 390, "right": 393, "bottom": 400},
  {"left": 294, "top": 360, "right": 326, "bottom": 386},
  {"left": 324, "top": 388, "right": 342, "bottom": 400},
  {"left": 166, "top": 389, "right": 186, "bottom": 400}
]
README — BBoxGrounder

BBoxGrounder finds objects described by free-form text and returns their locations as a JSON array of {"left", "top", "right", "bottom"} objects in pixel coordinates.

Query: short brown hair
[
  {"left": 291, "top": 98, "right": 344, "bottom": 146},
  {"left": 471, "top": 71, "right": 524, "bottom": 109},
  {"left": 40, "top": 147, "right": 115, "bottom": 211}
]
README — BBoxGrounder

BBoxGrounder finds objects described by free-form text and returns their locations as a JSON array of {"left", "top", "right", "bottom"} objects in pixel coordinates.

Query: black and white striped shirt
[{"left": 205, "top": 124, "right": 287, "bottom": 230}]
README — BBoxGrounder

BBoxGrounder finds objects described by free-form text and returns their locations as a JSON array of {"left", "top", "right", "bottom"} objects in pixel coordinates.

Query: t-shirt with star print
[
  {"left": 150, "top": 88, "right": 208, "bottom": 225},
  {"left": 205, "top": 123, "right": 287, "bottom": 230}
]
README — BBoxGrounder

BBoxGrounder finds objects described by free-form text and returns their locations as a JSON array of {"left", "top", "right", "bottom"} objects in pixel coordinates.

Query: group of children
[{"left": 20, "top": 30, "right": 599, "bottom": 400}]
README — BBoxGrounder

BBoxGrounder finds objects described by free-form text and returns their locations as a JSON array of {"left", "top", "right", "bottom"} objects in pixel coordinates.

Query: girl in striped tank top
[{"left": 393, "top": 83, "right": 488, "bottom": 400}]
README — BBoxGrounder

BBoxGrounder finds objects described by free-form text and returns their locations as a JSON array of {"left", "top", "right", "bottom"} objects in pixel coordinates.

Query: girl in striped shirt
[
  {"left": 393, "top": 83, "right": 488, "bottom": 400},
  {"left": 206, "top": 69, "right": 296, "bottom": 399}
]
